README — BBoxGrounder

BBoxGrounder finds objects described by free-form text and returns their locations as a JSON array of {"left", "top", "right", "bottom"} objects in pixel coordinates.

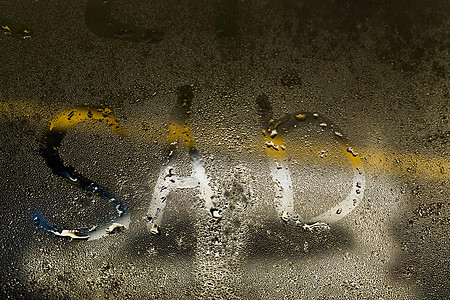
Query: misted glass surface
[{"left": 0, "top": 0, "right": 448, "bottom": 299}]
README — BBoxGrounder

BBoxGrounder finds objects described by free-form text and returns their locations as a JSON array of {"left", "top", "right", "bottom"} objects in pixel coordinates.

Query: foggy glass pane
[{"left": 0, "top": 0, "right": 448, "bottom": 299}]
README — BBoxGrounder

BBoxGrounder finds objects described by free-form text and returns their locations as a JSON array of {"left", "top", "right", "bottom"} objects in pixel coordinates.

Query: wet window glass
[{"left": 0, "top": 0, "right": 448, "bottom": 299}]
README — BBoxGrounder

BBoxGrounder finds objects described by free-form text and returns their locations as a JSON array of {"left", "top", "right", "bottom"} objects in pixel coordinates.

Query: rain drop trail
[
  {"left": 31, "top": 105, "right": 130, "bottom": 241},
  {"left": 85, "top": 0, "right": 164, "bottom": 43},
  {"left": 146, "top": 86, "right": 220, "bottom": 235},
  {"left": 256, "top": 94, "right": 366, "bottom": 228},
  {"left": 0, "top": 17, "right": 31, "bottom": 39}
]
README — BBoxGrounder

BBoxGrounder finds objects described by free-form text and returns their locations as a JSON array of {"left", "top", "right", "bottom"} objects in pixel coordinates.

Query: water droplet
[
  {"left": 210, "top": 208, "right": 222, "bottom": 219},
  {"left": 295, "top": 113, "right": 306, "bottom": 120},
  {"left": 303, "top": 241, "right": 309, "bottom": 252},
  {"left": 32, "top": 216, "right": 40, "bottom": 226},
  {"left": 57, "top": 230, "right": 89, "bottom": 240},
  {"left": 150, "top": 224, "right": 160, "bottom": 235},
  {"left": 105, "top": 223, "right": 125, "bottom": 234},
  {"left": 302, "top": 222, "right": 330, "bottom": 232},
  {"left": 281, "top": 211, "right": 290, "bottom": 222},
  {"left": 265, "top": 141, "right": 279, "bottom": 151},
  {"left": 270, "top": 130, "right": 278, "bottom": 138},
  {"left": 347, "top": 147, "right": 358, "bottom": 157}
]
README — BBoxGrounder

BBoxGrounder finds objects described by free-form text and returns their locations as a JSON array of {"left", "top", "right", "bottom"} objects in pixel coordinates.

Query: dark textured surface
[{"left": 0, "top": 0, "right": 448, "bottom": 299}]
